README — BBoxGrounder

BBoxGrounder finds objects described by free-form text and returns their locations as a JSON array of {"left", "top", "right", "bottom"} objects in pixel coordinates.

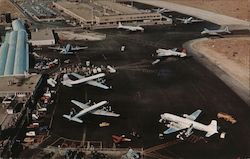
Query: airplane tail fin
[
  {"left": 206, "top": 120, "right": 218, "bottom": 137},
  {"left": 62, "top": 74, "right": 72, "bottom": 87},
  {"left": 225, "top": 26, "right": 231, "bottom": 33},
  {"left": 188, "top": 17, "right": 193, "bottom": 21},
  {"left": 208, "top": 120, "right": 217, "bottom": 130},
  {"left": 63, "top": 74, "right": 70, "bottom": 81},
  {"left": 201, "top": 28, "right": 208, "bottom": 34},
  {"left": 118, "top": 22, "right": 122, "bottom": 28}
]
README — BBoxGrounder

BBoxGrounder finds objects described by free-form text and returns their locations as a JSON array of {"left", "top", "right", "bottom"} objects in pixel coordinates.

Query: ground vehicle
[{"left": 217, "top": 112, "right": 237, "bottom": 124}]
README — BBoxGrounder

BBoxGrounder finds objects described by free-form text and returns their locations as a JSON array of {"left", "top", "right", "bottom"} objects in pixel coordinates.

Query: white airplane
[
  {"left": 152, "top": 8, "right": 170, "bottom": 13},
  {"left": 117, "top": 22, "right": 144, "bottom": 32},
  {"left": 49, "top": 44, "right": 88, "bottom": 54},
  {"left": 61, "top": 72, "right": 110, "bottom": 89},
  {"left": 152, "top": 48, "right": 187, "bottom": 65},
  {"left": 176, "top": 17, "right": 203, "bottom": 24},
  {"left": 63, "top": 100, "right": 120, "bottom": 123},
  {"left": 159, "top": 110, "right": 218, "bottom": 137},
  {"left": 201, "top": 26, "right": 231, "bottom": 35}
]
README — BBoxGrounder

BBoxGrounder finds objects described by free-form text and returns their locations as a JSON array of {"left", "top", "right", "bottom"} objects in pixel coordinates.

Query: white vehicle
[
  {"left": 117, "top": 22, "right": 144, "bottom": 32},
  {"left": 26, "top": 131, "right": 36, "bottom": 137},
  {"left": 47, "top": 78, "right": 57, "bottom": 87},
  {"left": 159, "top": 110, "right": 218, "bottom": 137},
  {"left": 107, "top": 65, "right": 116, "bottom": 73},
  {"left": 121, "top": 45, "right": 126, "bottom": 52},
  {"left": 38, "top": 108, "right": 47, "bottom": 112},
  {"left": 63, "top": 100, "right": 120, "bottom": 123},
  {"left": 201, "top": 26, "right": 231, "bottom": 35},
  {"left": 49, "top": 44, "right": 88, "bottom": 54},
  {"left": 61, "top": 72, "right": 110, "bottom": 89},
  {"left": 32, "top": 52, "right": 41, "bottom": 58},
  {"left": 176, "top": 17, "right": 203, "bottom": 24},
  {"left": 152, "top": 48, "right": 187, "bottom": 65},
  {"left": 32, "top": 114, "right": 39, "bottom": 120}
]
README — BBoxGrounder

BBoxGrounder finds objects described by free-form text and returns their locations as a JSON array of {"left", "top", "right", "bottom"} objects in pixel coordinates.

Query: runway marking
[
  {"left": 102, "top": 54, "right": 107, "bottom": 61},
  {"left": 82, "top": 127, "right": 87, "bottom": 146},
  {"left": 116, "top": 60, "right": 151, "bottom": 70}
]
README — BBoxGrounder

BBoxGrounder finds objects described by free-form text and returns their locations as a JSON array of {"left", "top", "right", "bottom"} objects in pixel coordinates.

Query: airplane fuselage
[
  {"left": 156, "top": 49, "right": 186, "bottom": 57},
  {"left": 63, "top": 73, "right": 105, "bottom": 86},
  {"left": 74, "top": 101, "right": 107, "bottom": 118},
  {"left": 201, "top": 28, "right": 231, "bottom": 35},
  {"left": 161, "top": 113, "right": 215, "bottom": 135},
  {"left": 118, "top": 25, "right": 144, "bottom": 32}
]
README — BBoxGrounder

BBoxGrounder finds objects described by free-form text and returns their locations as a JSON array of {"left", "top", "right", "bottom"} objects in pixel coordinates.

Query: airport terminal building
[{"left": 53, "top": 0, "right": 172, "bottom": 29}]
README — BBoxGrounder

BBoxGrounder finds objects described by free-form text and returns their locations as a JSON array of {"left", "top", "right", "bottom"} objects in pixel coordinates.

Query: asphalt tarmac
[{"left": 44, "top": 20, "right": 250, "bottom": 159}]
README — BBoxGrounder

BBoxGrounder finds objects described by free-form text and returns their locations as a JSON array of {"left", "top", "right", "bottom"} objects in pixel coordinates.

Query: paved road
[{"left": 134, "top": 0, "right": 250, "bottom": 28}]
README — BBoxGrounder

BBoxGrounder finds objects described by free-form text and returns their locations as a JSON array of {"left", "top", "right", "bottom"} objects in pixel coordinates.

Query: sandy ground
[
  {"left": 56, "top": 31, "right": 106, "bottom": 41},
  {"left": 163, "top": 0, "right": 250, "bottom": 21},
  {"left": 0, "top": 0, "right": 24, "bottom": 20},
  {"left": 191, "top": 37, "right": 250, "bottom": 103},
  {"left": 197, "top": 37, "right": 250, "bottom": 71}
]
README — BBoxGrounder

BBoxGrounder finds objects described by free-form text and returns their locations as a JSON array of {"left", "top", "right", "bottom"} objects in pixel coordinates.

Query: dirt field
[
  {"left": 192, "top": 37, "right": 250, "bottom": 93},
  {"left": 0, "top": 0, "right": 24, "bottom": 20},
  {"left": 163, "top": 0, "right": 250, "bottom": 21},
  {"left": 56, "top": 31, "right": 106, "bottom": 41},
  {"left": 198, "top": 37, "right": 250, "bottom": 70}
]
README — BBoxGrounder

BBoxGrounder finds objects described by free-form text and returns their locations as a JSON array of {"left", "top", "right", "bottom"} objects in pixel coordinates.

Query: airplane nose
[{"left": 159, "top": 119, "right": 163, "bottom": 123}]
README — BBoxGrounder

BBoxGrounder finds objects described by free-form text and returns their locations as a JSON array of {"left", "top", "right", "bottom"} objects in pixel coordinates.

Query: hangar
[{"left": 0, "top": 19, "right": 29, "bottom": 77}]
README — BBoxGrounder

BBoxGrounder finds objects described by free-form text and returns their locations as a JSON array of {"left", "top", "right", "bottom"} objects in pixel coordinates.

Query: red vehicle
[{"left": 112, "top": 135, "right": 131, "bottom": 144}]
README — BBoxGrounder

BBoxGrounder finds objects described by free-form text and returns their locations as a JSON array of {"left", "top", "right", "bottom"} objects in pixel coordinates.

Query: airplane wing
[
  {"left": 65, "top": 73, "right": 105, "bottom": 86},
  {"left": 86, "top": 80, "right": 110, "bottom": 89},
  {"left": 74, "top": 101, "right": 107, "bottom": 118},
  {"left": 164, "top": 122, "right": 189, "bottom": 135},
  {"left": 48, "top": 46, "right": 63, "bottom": 51},
  {"left": 191, "top": 19, "right": 203, "bottom": 22},
  {"left": 70, "top": 72, "right": 84, "bottom": 79},
  {"left": 71, "top": 46, "right": 88, "bottom": 51},
  {"left": 91, "top": 109, "right": 120, "bottom": 117},
  {"left": 61, "top": 51, "right": 74, "bottom": 54},
  {"left": 164, "top": 127, "right": 182, "bottom": 135},
  {"left": 176, "top": 18, "right": 185, "bottom": 22},
  {"left": 71, "top": 100, "right": 89, "bottom": 109},
  {"left": 185, "top": 109, "right": 202, "bottom": 121}
]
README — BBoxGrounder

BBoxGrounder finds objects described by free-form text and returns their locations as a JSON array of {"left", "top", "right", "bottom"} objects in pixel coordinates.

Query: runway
[
  {"left": 133, "top": 0, "right": 250, "bottom": 27},
  {"left": 44, "top": 21, "right": 250, "bottom": 158}
]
